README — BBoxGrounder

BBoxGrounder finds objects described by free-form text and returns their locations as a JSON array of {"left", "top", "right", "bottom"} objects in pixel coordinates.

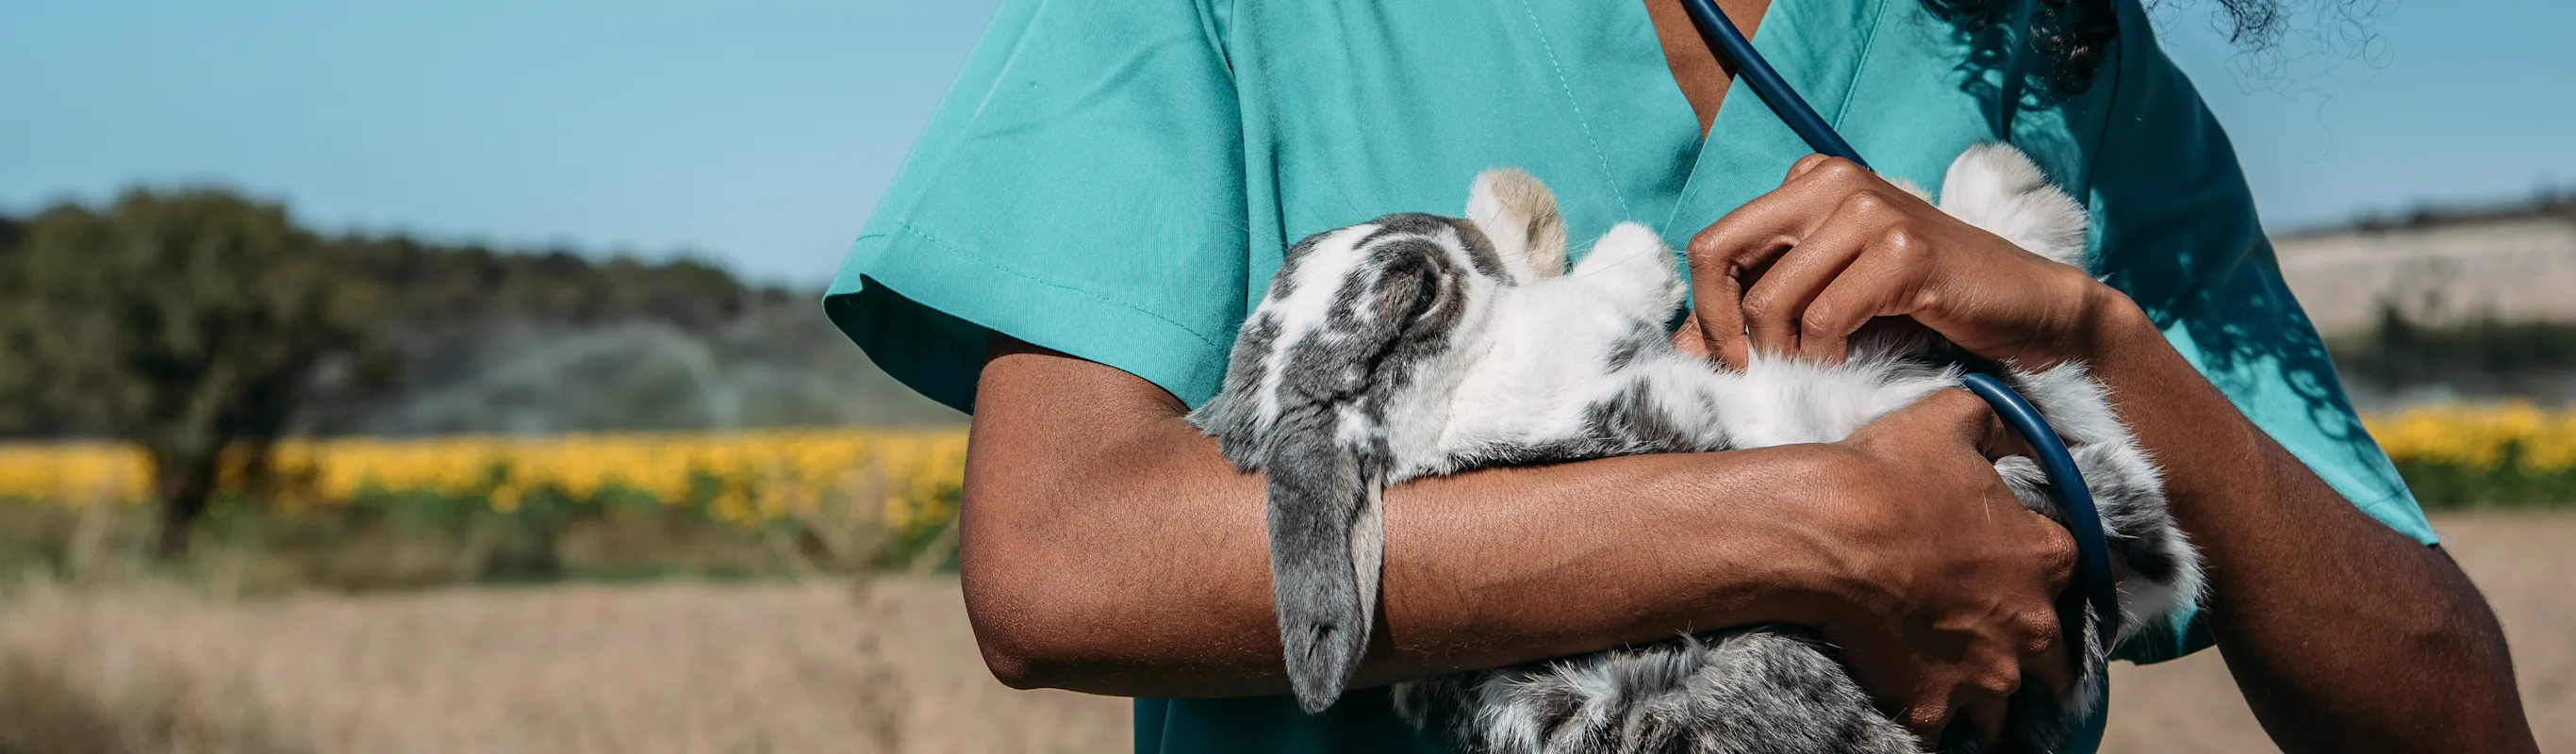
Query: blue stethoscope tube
[
  {"left": 1676, "top": 0, "right": 2121, "bottom": 649},
  {"left": 1962, "top": 371, "right": 2122, "bottom": 649},
  {"left": 1675, "top": 0, "right": 1871, "bottom": 170}
]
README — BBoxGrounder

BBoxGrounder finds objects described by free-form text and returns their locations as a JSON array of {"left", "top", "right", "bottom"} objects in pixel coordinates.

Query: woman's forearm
[
  {"left": 961, "top": 338, "right": 1850, "bottom": 697},
  {"left": 2075, "top": 296, "right": 2535, "bottom": 751}
]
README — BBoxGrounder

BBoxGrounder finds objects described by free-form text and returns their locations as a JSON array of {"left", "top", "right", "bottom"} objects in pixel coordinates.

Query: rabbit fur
[{"left": 1188, "top": 144, "right": 2202, "bottom": 754}]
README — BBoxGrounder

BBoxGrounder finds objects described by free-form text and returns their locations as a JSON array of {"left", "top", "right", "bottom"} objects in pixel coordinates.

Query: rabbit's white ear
[
  {"left": 1567, "top": 221, "right": 1684, "bottom": 320},
  {"left": 1466, "top": 169, "right": 1567, "bottom": 281}
]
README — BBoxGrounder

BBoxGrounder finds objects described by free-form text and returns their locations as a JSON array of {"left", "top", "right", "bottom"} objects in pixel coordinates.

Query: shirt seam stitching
[
  {"left": 2082, "top": 5, "right": 2129, "bottom": 215},
  {"left": 1196, "top": 0, "right": 1237, "bottom": 79},
  {"left": 1825, "top": 0, "right": 1890, "bottom": 129},
  {"left": 2353, "top": 488, "right": 2411, "bottom": 510},
  {"left": 2346, "top": 488, "right": 2435, "bottom": 536},
  {"left": 881, "top": 221, "right": 1225, "bottom": 350},
  {"left": 2072, "top": 2, "right": 2135, "bottom": 276},
  {"left": 1517, "top": 0, "right": 1633, "bottom": 217}
]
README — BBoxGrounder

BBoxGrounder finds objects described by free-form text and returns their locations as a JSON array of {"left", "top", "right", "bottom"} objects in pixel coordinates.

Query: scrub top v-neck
[{"left": 826, "top": 0, "right": 2443, "bottom": 751}]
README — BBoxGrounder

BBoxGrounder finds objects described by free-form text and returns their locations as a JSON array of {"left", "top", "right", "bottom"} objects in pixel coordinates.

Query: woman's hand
[
  {"left": 1670, "top": 156, "right": 2098, "bottom": 740},
  {"left": 965, "top": 336, "right": 2074, "bottom": 711},
  {"left": 1673, "top": 155, "right": 2114, "bottom": 368},
  {"left": 1805, "top": 388, "right": 2079, "bottom": 743}
]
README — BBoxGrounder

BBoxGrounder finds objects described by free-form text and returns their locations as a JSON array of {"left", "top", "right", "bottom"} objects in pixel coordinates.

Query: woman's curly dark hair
[{"left": 1923, "top": 0, "right": 2287, "bottom": 91}]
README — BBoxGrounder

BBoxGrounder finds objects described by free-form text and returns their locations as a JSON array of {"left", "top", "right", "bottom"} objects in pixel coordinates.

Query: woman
[{"left": 828, "top": 0, "right": 2535, "bottom": 750}]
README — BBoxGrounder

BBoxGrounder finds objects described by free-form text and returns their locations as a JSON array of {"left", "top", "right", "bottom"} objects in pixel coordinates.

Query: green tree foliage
[
  {"left": 336, "top": 237, "right": 784, "bottom": 331},
  {"left": 0, "top": 188, "right": 386, "bottom": 552},
  {"left": 298, "top": 237, "right": 958, "bottom": 434},
  {"left": 2, "top": 188, "right": 957, "bottom": 442},
  {"left": 2330, "top": 303, "right": 2576, "bottom": 403}
]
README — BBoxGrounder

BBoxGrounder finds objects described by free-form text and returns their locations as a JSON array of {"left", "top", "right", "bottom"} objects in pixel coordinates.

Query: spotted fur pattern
[{"left": 1189, "top": 144, "right": 2203, "bottom": 753}]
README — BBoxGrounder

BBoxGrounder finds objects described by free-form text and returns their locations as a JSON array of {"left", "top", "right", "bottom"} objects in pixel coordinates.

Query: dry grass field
[{"left": 3, "top": 512, "right": 2568, "bottom": 754}]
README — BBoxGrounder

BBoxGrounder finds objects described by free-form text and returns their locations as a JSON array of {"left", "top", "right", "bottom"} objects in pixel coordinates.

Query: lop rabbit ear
[
  {"left": 1243, "top": 239, "right": 1466, "bottom": 714},
  {"left": 1466, "top": 169, "right": 1568, "bottom": 281}
]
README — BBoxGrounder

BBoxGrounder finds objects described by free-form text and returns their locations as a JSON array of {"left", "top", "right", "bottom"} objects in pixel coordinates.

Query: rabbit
[{"left": 1188, "top": 143, "right": 2202, "bottom": 754}]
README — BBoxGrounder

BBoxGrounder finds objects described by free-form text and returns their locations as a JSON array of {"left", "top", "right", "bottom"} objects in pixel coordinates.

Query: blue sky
[{"left": 4, "top": 0, "right": 2570, "bottom": 286}]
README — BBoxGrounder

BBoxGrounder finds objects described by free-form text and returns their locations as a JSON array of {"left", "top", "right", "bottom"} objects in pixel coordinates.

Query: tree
[{"left": 0, "top": 188, "right": 386, "bottom": 553}]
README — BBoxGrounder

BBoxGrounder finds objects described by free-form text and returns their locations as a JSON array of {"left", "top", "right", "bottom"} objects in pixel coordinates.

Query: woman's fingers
[
  {"left": 1683, "top": 157, "right": 1926, "bottom": 367},
  {"left": 1795, "top": 224, "right": 1937, "bottom": 364},
  {"left": 1899, "top": 701, "right": 1952, "bottom": 746},
  {"left": 2010, "top": 507, "right": 2083, "bottom": 718},
  {"left": 1681, "top": 251, "right": 1753, "bottom": 367},
  {"left": 1912, "top": 388, "right": 1999, "bottom": 445},
  {"left": 1683, "top": 200, "right": 1807, "bottom": 368},
  {"left": 2023, "top": 617, "right": 2081, "bottom": 701},
  {"left": 2016, "top": 513, "right": 2084, "bottom": 697},
  {"left": 1735, "top": 193, "right": 1886, "bottom": 359},
  {"left": 1954, "top": 694, "right": 2011, "bottom": 748},
  {"left": 1835, "top": 389, "right": 2086, "bottom": 748},
  {"left": 1670, "top": 316, "right": 1715, "bottom": 361},
  {"left": 1681, "top": 172, "right": 1847, "bottom": 366},
  {"left": 1783, "top": 153, "right": 1837, "bottom": 181}
]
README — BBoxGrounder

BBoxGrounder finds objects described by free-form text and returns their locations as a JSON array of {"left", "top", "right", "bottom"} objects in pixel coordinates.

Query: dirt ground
[
  {"left": 2100, "top": 510, "right": 2575, "bottom": 752},
  {"left": 3, "top": 512, "right": 2566, "bottom": 753}
]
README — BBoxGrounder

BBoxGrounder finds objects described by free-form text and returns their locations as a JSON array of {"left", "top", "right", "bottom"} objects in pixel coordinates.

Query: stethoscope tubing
[
  {"left": 1963, "top": 371, "right": 2122, "bottom": 649},
  {"left": 1676, "top": 0, "right": 2122, "bottom": 649},
  {"left": 1675, "top": 0, "right": 1871, "bottom": 169}
]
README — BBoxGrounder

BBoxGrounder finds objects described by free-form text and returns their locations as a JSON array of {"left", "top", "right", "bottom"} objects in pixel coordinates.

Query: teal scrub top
[{"left": 828, "top": 0, "right": 2443, "bottom": 750}]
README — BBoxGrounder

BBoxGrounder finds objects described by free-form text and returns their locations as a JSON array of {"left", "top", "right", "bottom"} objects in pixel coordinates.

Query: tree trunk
[{"left": 152, "top": 451, "right": 222, "bottom": 557}]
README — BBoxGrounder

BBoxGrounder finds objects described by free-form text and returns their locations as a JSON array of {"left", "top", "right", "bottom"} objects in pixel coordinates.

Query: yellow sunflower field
[
  {"left": 2365, "top": 403, "right": 2576, "bottom": 476},
  {"left": 5, "top": 407, "right": 2576, "bottom": 516},
  {"left": 2364, "top": 403, "right": 2576, "bottom": 508},
  {"left": 0, "top": 429, "right": 971, "bottom": 587},
  {"left": 0, "top": 404, "right": 2568, "bottom": 586},
  {"left": 0, "top": 429, "right": 970, "bottom": 532}
]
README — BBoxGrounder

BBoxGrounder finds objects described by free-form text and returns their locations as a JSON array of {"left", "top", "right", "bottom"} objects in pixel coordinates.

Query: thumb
[
  {"left": 1909, "top": 387, "right": 2038, "bottom": 462},
  {"left": 1897, "top": 389, "right": 2000, "bottom": 447},
  {"left": 1671, "top": 317, "right": 1716, "bottom": 362},
  {"left": 1850, "top": 388, "right": 1983, "bottom": 455}
]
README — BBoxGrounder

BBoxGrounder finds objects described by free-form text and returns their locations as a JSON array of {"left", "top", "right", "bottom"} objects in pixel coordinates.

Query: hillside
[
  {"left": 0, "top": 205, "right": 959, "bottom": 439},
  {"left": 2276, "top": 194, "right": 2576, "bottom": 408},
  {"left": 305, "top": 237, "right": 960, "bottom": 435},
  {"left": 2275, "top": 194, "right": 2576, "bottom": 336},
  {"left": 12, "top": 187, "right": 2573, "bottom": 440}
]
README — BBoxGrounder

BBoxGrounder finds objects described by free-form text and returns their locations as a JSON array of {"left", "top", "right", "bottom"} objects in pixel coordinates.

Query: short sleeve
[
  {"left": 825, "top": 0, "right": 1247, "bottom": 413},
  {"left": 2087, "top": 0, "right": 2440, "bottom": 664}
]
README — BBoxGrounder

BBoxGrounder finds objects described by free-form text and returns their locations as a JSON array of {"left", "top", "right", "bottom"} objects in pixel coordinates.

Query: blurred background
[{"left": 1, "top": 1, "right": 2569, "bottom": 752}]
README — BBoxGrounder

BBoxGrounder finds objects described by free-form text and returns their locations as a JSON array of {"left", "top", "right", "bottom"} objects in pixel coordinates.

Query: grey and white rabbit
[{"left": 1189, "top": 144, "right": 2202, "bottom": 753}]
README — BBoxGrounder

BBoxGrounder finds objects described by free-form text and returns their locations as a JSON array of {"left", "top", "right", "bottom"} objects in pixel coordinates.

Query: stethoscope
[{"left": 1676, "top": 0, "right": 2122, "bottom": 653}]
